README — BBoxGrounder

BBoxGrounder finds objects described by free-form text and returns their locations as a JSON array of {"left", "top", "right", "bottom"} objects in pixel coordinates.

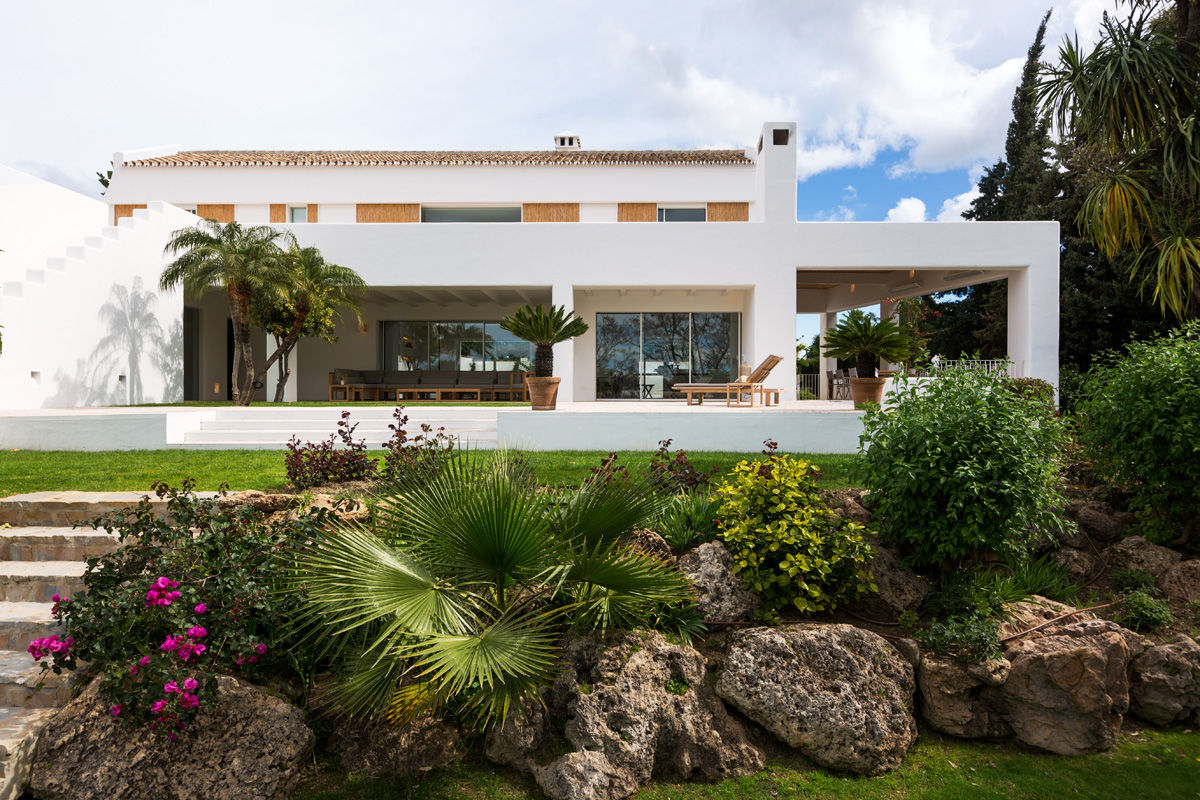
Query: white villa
[{"left": 0, "top": 121, "right": 1058, "bottom": 449}]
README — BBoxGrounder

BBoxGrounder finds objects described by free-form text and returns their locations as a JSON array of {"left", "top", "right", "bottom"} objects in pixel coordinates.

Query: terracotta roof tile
[{"left": 122, "top": 149, "right": 753, "bottom": 168}]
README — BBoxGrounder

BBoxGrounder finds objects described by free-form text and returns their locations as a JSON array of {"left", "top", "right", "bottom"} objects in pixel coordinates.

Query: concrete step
[
  {"left": 0, "top": 706, "right": 57, "bottom": 794},
  {"left": 178, "top": 437, "right": 500, "bottom": 450},
  {"left": 0, "top": 604, "right": 59, "bottom": 652},
  {"left": 0, "top": 564, "right": 85, "bottom": 604},
  {"left": 0, "top": 652, "right": 73, "bottom": 709},
  {"left": 209, "top": 407, "right": 503, "bottom": 421},
  {"left": 194, "top": 419, "right": 496, "bottom": 432},
  {"left": 0, "top": 529, "right": 118, "bottom": 562},
  {"left": 0, "top": 492, "right": 215, "bottom": 527}
]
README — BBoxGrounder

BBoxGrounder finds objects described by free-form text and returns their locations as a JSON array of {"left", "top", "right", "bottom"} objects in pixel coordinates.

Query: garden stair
[{"left": 0, "top": 492, "right": 161, "bottom": 800}]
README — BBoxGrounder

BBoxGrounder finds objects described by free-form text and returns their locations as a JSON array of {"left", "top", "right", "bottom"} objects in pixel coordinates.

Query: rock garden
[{"left": 15, "top": 324, "right": 1200, "bottom": 799}]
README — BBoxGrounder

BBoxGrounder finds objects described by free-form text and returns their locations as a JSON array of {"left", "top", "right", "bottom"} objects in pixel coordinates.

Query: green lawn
[
  {"left": 292, "top": 728, "right": 1200, "bottom": 800},
  {"left": 0, "top": 450, "right": 861, "bottom": 495}
]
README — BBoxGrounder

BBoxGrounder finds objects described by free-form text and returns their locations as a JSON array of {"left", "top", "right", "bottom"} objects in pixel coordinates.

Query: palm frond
[
  {"left": 551, "top": 474, "right": 658, "bottom": 552},
  {"left": 1078, "top": 169, "right": 1154, "bottom": 256},
  {"left": 498, "top": 304, "right": 588, "bottom": 346}
]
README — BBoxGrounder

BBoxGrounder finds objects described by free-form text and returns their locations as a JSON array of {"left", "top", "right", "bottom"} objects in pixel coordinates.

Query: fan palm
[
  {"left": 499, "top": 304, "right": 588, "bottom": 377},
  {"left": 822, "top": 310, "right": 910, "bottom": 378},
  {"left": 292, "top": 451, "right": 694, "bottom": 727},
  {"left": 160, "top": 220, "right": 292, "bottom": 404},
  {"left": 1037, "top": 2, "right": 1200, "bottom": 318},
  {"left": 252, "top": 245, "right": 367, "bottom": 401}
]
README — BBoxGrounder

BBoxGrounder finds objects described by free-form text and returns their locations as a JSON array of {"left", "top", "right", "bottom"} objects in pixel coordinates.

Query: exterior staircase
[{"left": 0, "top": 492, "right": 148, "bottom": 800}]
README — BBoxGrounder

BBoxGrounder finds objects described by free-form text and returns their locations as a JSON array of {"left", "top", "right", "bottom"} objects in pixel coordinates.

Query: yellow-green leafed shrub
[{"left": 716, "top": 454, "right": 875, "bottom": 617}]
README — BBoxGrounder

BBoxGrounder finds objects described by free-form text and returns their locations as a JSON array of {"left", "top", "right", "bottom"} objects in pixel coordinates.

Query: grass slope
[
  {"left": 0, "top": 450, "right": 861, "bottom": 495},
  {"left": 293, "top": 728, "right": 1200, "bottom": 800}
]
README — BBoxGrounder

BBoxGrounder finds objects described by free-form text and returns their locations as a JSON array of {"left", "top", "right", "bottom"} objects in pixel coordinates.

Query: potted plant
[
  {"left": 499, "top": 303, "right": 589, "bottom": 410},
  {"left": 822, "top": 310, "right": 910, "bottom": 407}
]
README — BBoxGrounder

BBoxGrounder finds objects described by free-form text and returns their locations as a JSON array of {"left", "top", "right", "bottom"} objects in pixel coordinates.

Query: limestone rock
[
  {"left": 1053, "top": 547, "right": 1099, "bottom": 584},
  {"left": 1130, "top": 635, "right": 1200, "bottom": 727},
  {"left": 678, "top": 541, "right": 761, "bottom": 622},
  {"left": 916, "top": 654, "right": 1011, "bottom": 739},
  {"left": 487, "top": 632, "right": 763, "bottom": 800},
  {"left": 1158, "top": 560, "right": 1200, "bottom": 604},
  {"left": 330, "top": 714, "right": 464, "bottom": 777},
  {"left": 1105, "top": 536, "right": 1181, "bottom": 578},
  {"left": 999, "top": 619, "right": 1140, "bottom": 755},
  {"left": 627, "top": 528, "right": 676, "bottom": 564},
  {"left": 853, "top": 543, "right": 927, "bottom": 619},
  {"left": 30, "top": 676, "right": 313, "bottom": 800},
  {"left": 1075, "top": 503, "right": 1135, "bottom": 541},
  {"left": 999, "top": 595, "right": 1090, "bottom": 639},
  {"left": 716, "top": 624, "right": 917, "bottom": 775}
]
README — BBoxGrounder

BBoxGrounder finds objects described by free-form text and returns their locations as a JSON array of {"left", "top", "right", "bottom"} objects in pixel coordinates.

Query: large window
[
  {"left": 420, "top": 206, "right": 522, "bottom": 223},
  {"left": 595, "top": 311, "right": 740, "bottom": 399},
  {"left": 380, "top": 320, "right": 533, "bottom": 371}
]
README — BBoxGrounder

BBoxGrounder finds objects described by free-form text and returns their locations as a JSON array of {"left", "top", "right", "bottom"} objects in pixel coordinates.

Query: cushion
[
  {"left": 383, "top": 370, "right": 420, "bottom": 386},
  {"left": 420, "top": 370, "right": 458, "bottom": 388},
  {"left": 457, "top": 371, "right": 498, "bottom": 386}
]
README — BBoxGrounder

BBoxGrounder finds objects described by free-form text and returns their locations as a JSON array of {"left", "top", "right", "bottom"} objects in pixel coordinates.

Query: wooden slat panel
[
  {"left": 356, "top": 203, "right": 420, "bottom": 223},
  {"left": 617, "top": 203, "right": 656, "bottom": 222},
  {"left": 521, "top": 203, "right": 580, "bottom": 222},
  {"left": 307, "top": 204, "right": 319, "bottom": 223},
  {"left": 270, "top": 204, "right": 286, "bottom": 223},
  {"left": 196, "top": 204, "right": 234, "bottom": 223},
  {"left": 112, "top": 204, "right": 146, "bottom": 225},
  {"left": 707, "top": 201, "right": 749, "bottom": 221}
]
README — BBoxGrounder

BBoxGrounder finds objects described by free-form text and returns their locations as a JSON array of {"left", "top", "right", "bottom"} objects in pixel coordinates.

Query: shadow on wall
[{"left": 46, "top": 278, "right": 182, "bottom": 406}]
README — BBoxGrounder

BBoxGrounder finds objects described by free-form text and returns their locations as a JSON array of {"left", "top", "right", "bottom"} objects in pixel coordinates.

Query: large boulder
[
  {"left": 999, "top": 619, "right": 1142, "bottom": 755},
  {"left": 487, "top": 632, "right": 762, "bottom": 800},
  {"left": 1158, "top": 560, "right": 1200, "bottom": 604},
  {"left": 30, "top": 676, "right": 313, "bottom": 800},
  {"left": 329, "top": 714, "right": 464, "bottom": 777},
  {"left": 716, "top": 624, "right": 917, "bottom": 775},
  {"left": 916, "top": 654, "right": 1011, "bottom": 739},
  {"left": 852, "top": 543, "right": 927, "bottom": 619},
  {"left": 1053, "top": 548, "right": 1099, "bottom": 584},
  {"left": 678, "top": 541, "right": 761, "bottom": 622},
  {"left": 1074, "top": 503, "right": 1135, "bottom": 542},
  {"left": 1129, "top": 635, "right": 1200, "bottom": 727},
  {"left": 1105, "top": 536, "right": 1181, "bottom": 578},
  {"left": 999, "top": 595, "right": 1089, "bottom": 639}
]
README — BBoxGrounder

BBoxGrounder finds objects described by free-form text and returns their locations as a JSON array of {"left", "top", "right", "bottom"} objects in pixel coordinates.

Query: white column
[
  {"left": 749, "top": 273, "right": 798, "bottom": 403},
  {"left": 879, "top": 298, "right": 898, "bottom": 371},
  {"left": 552, "top": 283, "right": 576, "bottom": 403},
  {"left": 818, "top": 310, "right": 838, "bottom": 399},
  {"left": 1007, "top": 249, "right": 1058, "bottom": 387}
]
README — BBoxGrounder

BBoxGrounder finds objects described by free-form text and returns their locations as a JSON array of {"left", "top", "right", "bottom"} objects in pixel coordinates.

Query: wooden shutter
[
  {"left": 356, "top": 203, "right": 420, "bottom": 223},
  {"left": 112, "top": 204, "right": 146, "bottom": 225},
  {"left": 196, "top": 204, "right": 235, "bottom": 223},
  {"left": 306, "top": 204, "right": 319, "bottom": 223},
  {"left": 707, "top": 202, "right": 749, "bottom": 221},
  {"left": 617, "top": 203, "right": 656, "bottom": 222},
  {"left": 522, "top": 203, "right": 580, "bottom": 222},
  {"left": 269, "top": 204, "right": 286, "bottom": 223}
]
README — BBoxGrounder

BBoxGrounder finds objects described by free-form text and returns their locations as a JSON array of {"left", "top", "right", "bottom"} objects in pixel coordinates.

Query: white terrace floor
[{"left": 0, "top": 400, "right": 865, "bottom": 453}]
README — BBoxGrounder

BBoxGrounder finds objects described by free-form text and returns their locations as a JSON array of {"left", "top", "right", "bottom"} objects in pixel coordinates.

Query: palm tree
[
  {"left": 94, "top": 278, "right": 163, "bottom": 404},
  {"left": 252, "top": 245, "right": 367, "bottom": 401},
  {"left": 1037, "top": 2, "right": 1200, "bottom": 318},
  {"left": 293, "top": 451, "right": 694, "bottom": 727},
  {"left": 822, "top": 310, "right": 910, "bottom": 378},
  {"left": 499, "top": 304, "right": 588, "bottom": 377},
  {"left": 160, "top": 220, "right": 291, "bottom": 405}
]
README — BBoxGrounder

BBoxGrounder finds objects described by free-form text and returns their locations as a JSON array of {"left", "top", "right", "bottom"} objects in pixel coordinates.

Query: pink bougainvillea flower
[
  {"left": 194, "top": 603, "right": 207, "bottom": 614},
  {"left": 111, "top": 705, "right": 121, "bottom": 716},
  {"left": 150, "top": 700, "right": 166, "bottom": 714},
  {"left": 163, "top": 680, "right": 179, "bottom": 694},
  {"left": 139, "top": 655, "right": 151, "bottom": 667},
  {"left": 187, "top": 626, "right": 207, "bottom": 640},
  {"left": 154, "top": 576, "right": 171, "bottom": 590},
  {"left": 183, "top": 677, "right": 198, "bottom": 691},
  {"left": 51, "top": 594, "right": 60, "bottom": 603},
  {"left": 254, "top": 643, "right": 267, "bottom": 655},
  {"left": 180, "top": 693, "right": 200, "bottom": 709},
  {"left": 160, "top": 635, "right": 182, "bottom": 652}
]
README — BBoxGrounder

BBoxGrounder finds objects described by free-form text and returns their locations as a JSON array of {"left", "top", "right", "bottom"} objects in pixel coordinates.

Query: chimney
[{"left": 554, "top": 131, "right": 581, "bottom": 150}]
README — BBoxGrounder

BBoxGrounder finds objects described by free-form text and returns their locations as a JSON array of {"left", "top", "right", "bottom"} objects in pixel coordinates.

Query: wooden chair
[{"left": 675, "top": 355, "right": 783, "bottom": 407}]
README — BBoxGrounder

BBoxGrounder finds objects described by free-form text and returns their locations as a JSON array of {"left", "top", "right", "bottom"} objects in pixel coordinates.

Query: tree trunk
[
  {"left": 255, "top": 310, "right": 308, "bottom": 397},
  {"left": 533, "top": 344, "right": 554, "bottom": 378},
  {"left": 226, "top": 288, "right": 243, "bottom": 405},
  {"left": 235, "top": 292, "right": 256, "bottom": 406},
  {"left": 272, "top": 335, "right": 293, "bottom": 403},
  {"left": 857, "top": 351, "right": 876, "bottom": 378}
]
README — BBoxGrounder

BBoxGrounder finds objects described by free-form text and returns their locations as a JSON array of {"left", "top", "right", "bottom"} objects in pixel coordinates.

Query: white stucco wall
[{"left": 0, "top": 166, "right": 107, "bottom": 287}]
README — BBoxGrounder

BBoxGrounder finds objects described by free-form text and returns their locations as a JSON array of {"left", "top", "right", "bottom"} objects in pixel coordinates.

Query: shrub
[
  {"left": 1115, "top": 589, "right": 1173, "bottom": 632},
  {"left": 1006, "top": 377, "right": 1056, "bottom": 411},
  {"left": 1113, "top": 568, "right": 1157, "bottom": 594},
  {"left": 1076, "top": 322, "right": 1200, "bottom": 527},
  {"left": 285, "top": 410, "right": 377, "bottom": 488},
  {"left": 654, "top": 492, "right": 721, "bottom": 552},
  {"left": 32, "top": 482, "right": 325, "bottom": 735},
  {"left": 715, "top": 453, "right": 875, "bottom": 616},
  {"left": 916, "top": 613, "right": 1001, "bottom": 663},
  {"left": 379, "top": 406, "right": 456, "bottom": 483},
  {"left": 856, "top": 366, "right": 1071, "bottom": 569},
  {"left": 647, "top": 439, "right": 717, "bottom": 493}
]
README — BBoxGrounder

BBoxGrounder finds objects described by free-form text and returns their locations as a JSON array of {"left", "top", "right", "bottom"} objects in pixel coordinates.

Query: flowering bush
[{"left": 35, "top": 481, "right": 326, "bottom": 736}]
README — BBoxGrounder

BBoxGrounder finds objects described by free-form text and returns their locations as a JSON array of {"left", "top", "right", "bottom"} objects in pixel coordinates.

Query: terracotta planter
[
  {"left": 848, "top": 377, "right": 887, "bottom": 408},
  {"left": 525, "top": 376, "right": 561, "bottom": 410}
]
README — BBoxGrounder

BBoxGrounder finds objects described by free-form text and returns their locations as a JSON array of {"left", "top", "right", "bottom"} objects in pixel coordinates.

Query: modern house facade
[{"left": 0, "top": 122, "right": 1060, "bottom": 411}]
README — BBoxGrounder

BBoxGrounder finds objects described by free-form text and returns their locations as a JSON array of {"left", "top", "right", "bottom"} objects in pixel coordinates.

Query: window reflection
[
  {"left": 595, "top": 312, "right": 740, "bottom": 399},
  {"left": 380, "top": 320, "right": 532, "bottom": 372}
]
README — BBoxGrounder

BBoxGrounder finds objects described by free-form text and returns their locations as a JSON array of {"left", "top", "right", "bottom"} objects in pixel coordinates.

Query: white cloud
[
  {"left": 814, "top": 205, "right": 857, "bottom": 221},
  {"left": 886, "top": 197, "right": 927, "bottom": 222},
  {"left": 935, "top": 187, "right": 981, "bottom": 221}
]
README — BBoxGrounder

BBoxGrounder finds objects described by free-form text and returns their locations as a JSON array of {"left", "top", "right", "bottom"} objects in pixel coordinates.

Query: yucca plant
[
  {"left": 822, "top": 310, "right": 910, "bottom": 378},
  {"left": 499, "top": 303, "right": 588, "bottom": 377},
  {"left": 292, "top": 450, "right": 696, "bottom": 728}
]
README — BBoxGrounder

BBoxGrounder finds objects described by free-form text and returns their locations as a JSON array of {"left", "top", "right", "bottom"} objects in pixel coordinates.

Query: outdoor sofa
[{"left": 328, "top": 369, "right": 529, "bottom": 401}]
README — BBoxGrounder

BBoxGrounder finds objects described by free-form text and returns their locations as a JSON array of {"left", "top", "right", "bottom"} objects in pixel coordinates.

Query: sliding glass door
[{"left": 595, "top": 311, "right": 740, "bottom": 399}]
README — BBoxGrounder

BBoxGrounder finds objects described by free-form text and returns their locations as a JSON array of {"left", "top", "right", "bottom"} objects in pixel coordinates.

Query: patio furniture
[
  {"left": 828, "top": 369, "right": 850, "bottom": 401},
  {"left": 327, "top": 369, "right": 528, "bottom": 401},
  {"left": 675, "top": 355, "right": 783, "bottom": 407}
]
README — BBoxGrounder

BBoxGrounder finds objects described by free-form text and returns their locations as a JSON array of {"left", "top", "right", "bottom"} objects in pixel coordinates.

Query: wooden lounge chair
[{"left": 675, "top": 355, "right": 783, "bottom": 407}]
